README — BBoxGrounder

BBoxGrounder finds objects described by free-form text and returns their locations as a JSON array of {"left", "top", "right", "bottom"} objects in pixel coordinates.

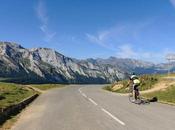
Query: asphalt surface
[{"left": 12, "top": 85, "right": 175, "bottom": 130}]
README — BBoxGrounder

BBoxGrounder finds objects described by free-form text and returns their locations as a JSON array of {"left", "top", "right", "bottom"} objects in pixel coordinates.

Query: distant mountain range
[{"left": 0, "top": 42, "right": 174, "bottom": 84}]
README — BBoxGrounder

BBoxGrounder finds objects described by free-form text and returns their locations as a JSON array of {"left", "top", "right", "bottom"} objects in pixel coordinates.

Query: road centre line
[
  {"left": 78, "top": 88, "right": 82, "bottom": 94},
  {"left": 88, "top": 98, "right": 98, "bottom": 106},
  {"left": 82, "top": 93, "right": 87, "bottom": 98},
  {"left": 101, "top": 108, "right": 125, "bottom": 126},
  {"left": 78, "top": 87, "right": 125, "bottom": 126}
]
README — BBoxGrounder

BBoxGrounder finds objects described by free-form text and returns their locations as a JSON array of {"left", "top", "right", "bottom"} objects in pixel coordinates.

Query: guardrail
[{"left": 0, "top": 94, "right": 39, "bottom": 125}]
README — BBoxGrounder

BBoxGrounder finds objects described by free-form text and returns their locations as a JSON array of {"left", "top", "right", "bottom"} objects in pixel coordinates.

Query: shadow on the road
[
  {"left": 136, "top": 97, "right": 158, "bottom": 105},
  {"left": 149, "top": 97, "right": 158, "bottom": 102}
]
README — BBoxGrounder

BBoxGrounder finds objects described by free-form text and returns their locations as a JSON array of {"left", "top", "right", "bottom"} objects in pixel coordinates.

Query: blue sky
[{"left": 0, "top": 0, "right": 175, "bottom": 63}]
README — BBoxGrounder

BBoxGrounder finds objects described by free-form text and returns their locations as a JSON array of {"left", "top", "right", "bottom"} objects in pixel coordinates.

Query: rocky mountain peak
[
  {"left": 0, "top": 41, "right": 172, "bottom": 84},
  {"left": 0, "top": 42, "right": 24, "bottom": 49}
]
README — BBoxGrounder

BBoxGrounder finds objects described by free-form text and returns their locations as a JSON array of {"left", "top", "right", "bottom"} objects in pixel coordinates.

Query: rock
[{"left": 0, "top": 42, "right": 172, "bottom": 84}]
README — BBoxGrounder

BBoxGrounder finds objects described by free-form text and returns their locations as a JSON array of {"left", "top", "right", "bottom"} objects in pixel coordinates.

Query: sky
[{"left": 0, "top": 0, "right": 175, "bottom": 63}]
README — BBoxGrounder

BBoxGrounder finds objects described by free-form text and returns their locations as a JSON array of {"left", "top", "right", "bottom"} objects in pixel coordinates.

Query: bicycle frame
[{"left": 128, "top": 85, "right": 150, "bottom": 104}]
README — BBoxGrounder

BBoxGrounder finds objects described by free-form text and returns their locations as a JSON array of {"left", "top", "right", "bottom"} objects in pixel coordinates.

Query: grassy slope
[
  {"left": 0, "top": 83, "right": 64, "bottom": 129},
  {"left": 0, "top": 82, "right": 36, "bottom": 108},
  {"left": 143, "top": 85, "right": 175, "bottom": 104},
  {"left": 104, "top": 73, "right": 175, "bottom": 104},
  {"left": 104, "top": 74, "right": 160, "bottom": 93},
  {"left": 0, "top": 82, "right": 65, "bottom": 108},
  {"left": 30, "top": 84, "right": 64, "bottom": 90},
  {"left": 141, "top": 74, "right": 175, "bottom": 104}
]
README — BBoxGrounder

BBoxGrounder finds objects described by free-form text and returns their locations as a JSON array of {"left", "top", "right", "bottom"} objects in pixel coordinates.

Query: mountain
[
  {"left": 156, "top": 62, "right": 175, "bottom": 72},
  {"left": 0, "top": 42, "right": 172, "bottom": 84},
  {"left": 92, "top": 57, "right": 157, "bottom": 74},
  {"left": 0, "top": 42, "right": 125, "bottom": 83}
]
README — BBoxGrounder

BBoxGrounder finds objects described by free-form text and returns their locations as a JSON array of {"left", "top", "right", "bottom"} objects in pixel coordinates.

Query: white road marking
[
  {"left": 78, "top": 88, "right": 82, "bottom": 94},
  {"left": 82, "top": 93, "right": 87, "bottom": 98},
  {"left": 101, "top": 108, "right": 125, "bottom": 126},
  {"left": 78, "top": 87, "right": 125, "bottom": 126},
  {"left": 78, "top": 88, "right": 97, "bottom": 106},
  {"left": 88, "top": 98, "right": 98, "bottom": 106}
]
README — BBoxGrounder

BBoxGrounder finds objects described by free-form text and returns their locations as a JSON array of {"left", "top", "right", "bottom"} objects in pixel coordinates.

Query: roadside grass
[
  {"left": 0, "top": 82, "right": 64, "bottom": 129},
  {"left": 30, "top": 84, "right": 65, "bottom": 90},
  {"left": 103, "top": 85, "right": 113, "bottom": 91},
  {"left": 143, "top": 85, "right": 175, "bottom": 104},
  {"left": 104, "top": 74, "right": 160, "bottom": 93},
  {"left": 165, "top": 73, "right": 175, "bottom": 77},
  {"left": 103, "top": 73, "right": 175, "bottom": 104},
  {"left": 0, "top": 82, "right": 36, "bottom": 108}
]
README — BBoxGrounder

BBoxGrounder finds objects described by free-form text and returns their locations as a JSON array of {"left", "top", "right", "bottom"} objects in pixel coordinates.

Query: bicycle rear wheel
[
  {"left": 128, "top": 90, "right": 142, "bottom": 104},
  {"left": 128, "top": 93, "right": 135, "bottom": 103},
  {"left": 139, "top": 97, "right": 150, "bottom": 104}
]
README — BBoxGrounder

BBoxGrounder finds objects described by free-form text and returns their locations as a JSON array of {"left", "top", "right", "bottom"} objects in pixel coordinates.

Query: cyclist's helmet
[{"left": 130, "top": 72, "right": 138, "bottom": 80}]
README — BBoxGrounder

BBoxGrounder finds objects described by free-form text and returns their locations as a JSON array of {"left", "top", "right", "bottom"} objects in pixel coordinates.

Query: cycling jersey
[{"left": 133, "top": 79, "right": 140, "bottom": 85}]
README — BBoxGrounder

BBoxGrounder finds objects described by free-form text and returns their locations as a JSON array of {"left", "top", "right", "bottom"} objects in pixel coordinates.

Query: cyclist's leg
[
  {"left": 133, "top": 85, "right": 139, "bottom": 100},
  {"left": 132, "top": 85, "right": 135, "bottom": 98},
  {"left": 136, "top": 86, "right": 141, "bottom": 100}
]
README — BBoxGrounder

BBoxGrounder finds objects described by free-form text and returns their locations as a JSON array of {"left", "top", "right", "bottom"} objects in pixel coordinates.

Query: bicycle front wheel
[{"left": 128, "top": 93, "right": 135, "bottom": 103}]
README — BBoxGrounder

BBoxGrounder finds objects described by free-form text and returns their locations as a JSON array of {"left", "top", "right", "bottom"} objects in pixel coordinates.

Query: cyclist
[{"left": 129, "top": 73, "right": 141, "bottom": 101}]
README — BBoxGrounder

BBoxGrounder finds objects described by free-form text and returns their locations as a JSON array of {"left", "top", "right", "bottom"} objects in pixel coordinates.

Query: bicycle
[{"left": 128, "top": 85, "right": 150, "bottom": 105}]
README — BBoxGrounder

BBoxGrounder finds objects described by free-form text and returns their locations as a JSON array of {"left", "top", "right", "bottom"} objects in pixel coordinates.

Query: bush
[
  {"left": 0, "top": 95, "right": 5, "bottom": 100},
  {"left": 139, "top": 75, "right": 158, "bottom": 91},
  {"left": 103, "top": 85, "right": 112, "bottom": 91}
]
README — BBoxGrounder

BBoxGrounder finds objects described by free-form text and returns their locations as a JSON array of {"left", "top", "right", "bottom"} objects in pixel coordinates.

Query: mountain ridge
[{"left": 0, "top": 41, "right": 173, "bottom": 84}]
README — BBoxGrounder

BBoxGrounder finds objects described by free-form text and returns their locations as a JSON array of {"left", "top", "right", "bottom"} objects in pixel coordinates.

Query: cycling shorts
[{"left": 133, "top": 84, "right": 139, "bottom": 91}]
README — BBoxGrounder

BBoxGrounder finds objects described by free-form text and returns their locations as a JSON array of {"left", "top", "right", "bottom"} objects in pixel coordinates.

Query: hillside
[
  {"left": 104, "top": 74, "right": 175, "bottom": 104},
  {"left": 0, "top": 42, "right": 174, "bottom": 84},
  {"left": 0, "top": 42, "right": 125, "bottom": 83}
]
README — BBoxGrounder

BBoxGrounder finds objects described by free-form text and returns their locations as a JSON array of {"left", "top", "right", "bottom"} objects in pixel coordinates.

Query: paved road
[{"left": 12, "top": 85, "right": 175, "bottom": 130}]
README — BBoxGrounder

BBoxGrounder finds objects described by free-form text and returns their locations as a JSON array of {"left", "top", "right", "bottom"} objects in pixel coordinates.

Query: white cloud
[
  {"left": 85, "top": 20, "right": 154, "bottom": 52},
  {"left": 115, "top": 44, "right": 174, "bottom": 63},
  {"left": 85, "top": 26, "right": 126, "bottom": 51},
  {"left": 36, "top": 0, "right": 48, "bottom": 24},
  {"left": 86, "top": 30, "right": 111, "bottom": 45},
  {"left": 86, "top": 17, "right": 156, "bottom": 49},
  {"left": 85, "top": 33, "right": 115, "bottom": 50},
  {"left": 85, "top": 19, "right": 170, "bottom": 62},
  {"left": 98, "top": 31, "right": 110, "bottom": 41},
  {"left": 116, "top": 44, "right": 137, "bottom": 58},
  {"left": 170, "top": 0, "right": 175, "bottom": 7},
  {"left": 36, "top": 0, "right": 56, "bottom": 42},
  {"left": 86, "top": 33, "right": 103, "bottom": 45}
]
